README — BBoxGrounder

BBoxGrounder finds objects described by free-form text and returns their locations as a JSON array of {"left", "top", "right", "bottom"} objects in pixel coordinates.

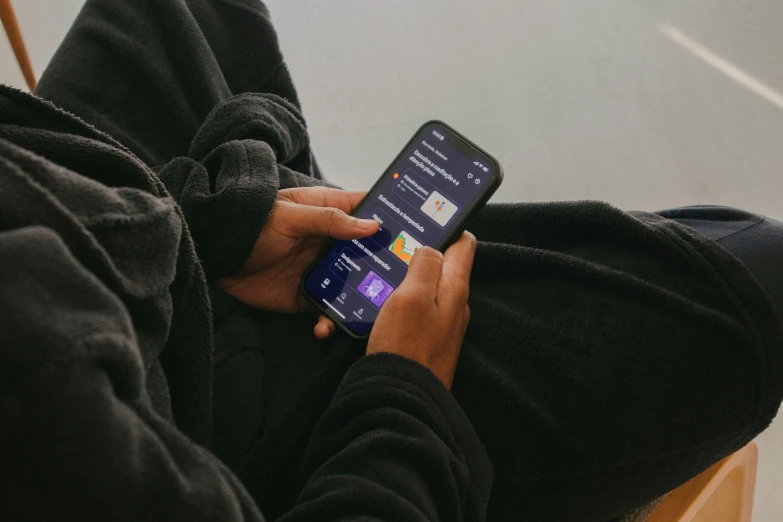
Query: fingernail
[{"left": 358, "top": 219, "right": 378, "bottom": 230}]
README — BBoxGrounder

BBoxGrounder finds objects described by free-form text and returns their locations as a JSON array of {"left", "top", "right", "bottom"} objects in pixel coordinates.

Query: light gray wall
[
  {"left": 0, "top": 0, "right": 85, "bottom": 90},
  {"left": 267, "top": 0, "right": 783, "bottom": 219}
]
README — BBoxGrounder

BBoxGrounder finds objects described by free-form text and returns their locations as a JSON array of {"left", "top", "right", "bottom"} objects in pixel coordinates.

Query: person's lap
[
  {"left": 447, "top": 203, "right": 782, "bottom": 521},
  {"left": 208, "top": 201, "right": 783, "bottom": 522}
]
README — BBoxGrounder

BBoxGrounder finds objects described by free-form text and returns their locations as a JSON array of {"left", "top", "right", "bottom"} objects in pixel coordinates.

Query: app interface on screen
[{"left": 305, "top": 123, "right": 497, "bottom": 335}]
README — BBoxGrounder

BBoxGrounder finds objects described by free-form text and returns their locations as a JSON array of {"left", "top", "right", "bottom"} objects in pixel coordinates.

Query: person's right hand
[{"left": 366, "top": 232, "right": 477, "bottom": 390}]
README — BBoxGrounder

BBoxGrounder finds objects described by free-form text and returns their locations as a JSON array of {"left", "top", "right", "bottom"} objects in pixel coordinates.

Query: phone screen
[{"left": 302, "top": 121, "right": 501, "bottom": 337}]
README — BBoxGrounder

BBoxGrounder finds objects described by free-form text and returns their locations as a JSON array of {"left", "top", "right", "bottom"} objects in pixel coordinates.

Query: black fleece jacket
[
  {"left": 0, "top": 1, "right": 492, "bottom": 519},
  {"left": 0, "top": 85, "right": 492, "bottom": 521}
]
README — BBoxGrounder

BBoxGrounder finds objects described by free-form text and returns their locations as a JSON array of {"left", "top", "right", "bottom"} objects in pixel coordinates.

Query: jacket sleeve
[
  {"left": 278, "top": 353, "right": 494, "bottom": 522},
  {"left": 0, "top": 226, "right": 268, "bottom": 522},
  {"left": 34, "top": 0, "right": 325, "bottom": 282},
  {"left": 158, "top": 92, "right": 326, "bottom": 281}
]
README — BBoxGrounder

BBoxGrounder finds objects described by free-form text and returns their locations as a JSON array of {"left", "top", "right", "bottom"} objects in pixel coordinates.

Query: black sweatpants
[
  {"left": 35, "top": 1, "right": 783, "bottom": 521},
  {"left": 661, "top": 206, "right": 783, "bottom": 322}
]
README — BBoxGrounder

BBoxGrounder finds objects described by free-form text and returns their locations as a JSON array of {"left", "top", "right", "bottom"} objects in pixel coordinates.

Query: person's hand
[
  {"left": 218, "top": 187, "right": 378, "bottom": 315},
  {"left": 366, "top": 232, "right": 477, "bottom": 390}
]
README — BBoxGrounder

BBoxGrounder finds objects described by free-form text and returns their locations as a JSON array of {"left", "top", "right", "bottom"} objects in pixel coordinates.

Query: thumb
[
  {"left": 285, "top": 203, "right": 379, "bottom": 239},
  {"left": 396, "top": 246, "right": 443, "bottom": 301}
]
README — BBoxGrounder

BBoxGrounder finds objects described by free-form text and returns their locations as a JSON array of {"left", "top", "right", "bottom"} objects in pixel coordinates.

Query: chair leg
[
  {"left": 0, "top": 0, "right": 36, "bottom": 90},
  {"left": 647, "top": 441, "right": 758, "bottom": 522},
  {"left": 694, "top": 442, "right": 758, "bottom": 522}
]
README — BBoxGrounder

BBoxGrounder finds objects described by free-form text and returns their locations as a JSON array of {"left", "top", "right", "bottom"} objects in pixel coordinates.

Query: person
[{"left": 0, "top": 1, "right": 781, "bottom": 521}]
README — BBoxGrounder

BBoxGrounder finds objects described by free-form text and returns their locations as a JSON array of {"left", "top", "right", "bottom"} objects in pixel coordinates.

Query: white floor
[{"left": 2, "top": 0, "right": 782, "bottom": 519}]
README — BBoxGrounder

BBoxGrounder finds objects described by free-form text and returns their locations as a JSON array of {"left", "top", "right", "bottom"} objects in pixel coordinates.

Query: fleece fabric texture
[
  {"left": 3, "top": 0, "right": 782, "bottom": 521},
  {"left": 0, "top": 85, "right": 492, "bottom": 521},
  {"left": 35, "top": 0, "right": 320, "bottom": 281}
]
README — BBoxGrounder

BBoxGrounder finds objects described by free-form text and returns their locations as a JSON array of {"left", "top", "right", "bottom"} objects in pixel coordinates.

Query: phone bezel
[{"left": 299, "top": 120, "right": 504, "bottom": 339}]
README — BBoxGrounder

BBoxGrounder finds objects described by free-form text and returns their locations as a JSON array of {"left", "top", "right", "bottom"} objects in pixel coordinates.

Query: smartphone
[{"left": 300, "top": 120, "right": 504, "bottom": 338}]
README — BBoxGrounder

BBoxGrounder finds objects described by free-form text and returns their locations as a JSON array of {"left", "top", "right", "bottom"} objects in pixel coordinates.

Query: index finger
[
  {"left": 439, "top": 232, "right": 477, "bottom": 305},
  {"left": 280, "top": 187, "right": 366, "bottom": 214}
]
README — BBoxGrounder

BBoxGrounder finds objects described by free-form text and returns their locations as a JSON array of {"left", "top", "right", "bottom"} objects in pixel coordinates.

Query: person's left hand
[{"left": 218, "top": 187, "right": 378, "bottom": 325}]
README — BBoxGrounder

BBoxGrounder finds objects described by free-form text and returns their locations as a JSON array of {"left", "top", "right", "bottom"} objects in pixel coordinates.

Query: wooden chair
[
  {"left": 646, "top": 442, "right": 758, "bottom": 522},
  {"left": 1, "top": 0, "right": 36, "bottom": 90}
]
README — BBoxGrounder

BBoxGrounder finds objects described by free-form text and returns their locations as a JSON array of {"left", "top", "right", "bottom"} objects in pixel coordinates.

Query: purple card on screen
[{"left": 356, "top": 271, "right": 394, "bottom": 307}]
